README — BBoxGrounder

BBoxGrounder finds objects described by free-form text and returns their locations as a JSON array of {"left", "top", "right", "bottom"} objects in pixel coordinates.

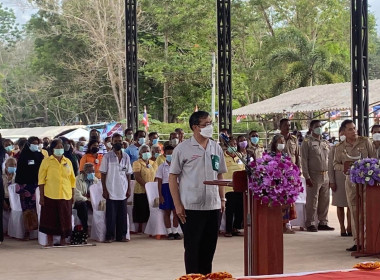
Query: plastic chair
[
  {"left": 35, "top": 187, "right": 72, "bottom": 246},
  {"left": 89, "top": 182, "right": 130, "bottom": 242},
  {"left": 127, "top": 180, "right": 136, "bottom": 232},
  {"left": 291, "top": 177, "right": 308, "bottom": 229},
  {"left": 144, "top": 182, "right": 167, "bottom": 236},
  {"left": 7, "top": 184, "right": 38, "bottom": 239}
]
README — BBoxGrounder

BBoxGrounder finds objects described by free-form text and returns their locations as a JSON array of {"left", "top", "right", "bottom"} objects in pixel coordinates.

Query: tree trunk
[{"left": 163, "top": 32, "right": 169, "bottom": 123}]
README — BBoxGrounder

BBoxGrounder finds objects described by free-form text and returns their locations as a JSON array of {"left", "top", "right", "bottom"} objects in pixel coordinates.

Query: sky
[{"left": 1, "top": 0, "right": 380, "bottom": 32}]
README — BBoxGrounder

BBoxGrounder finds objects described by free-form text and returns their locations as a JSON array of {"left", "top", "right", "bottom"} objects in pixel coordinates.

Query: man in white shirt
[
  {"left": 169, "top": 111, "right": 227, "bottom": 275},
  {"left": 100, "top": 133, "right": 132, "bottom": 242}
]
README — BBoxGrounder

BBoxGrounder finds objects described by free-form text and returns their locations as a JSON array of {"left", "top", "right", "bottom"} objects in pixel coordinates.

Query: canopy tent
[
  {"left": 61, "top": 128, "right": 90, "bottom": 141},
  {"left": 233, "top": 80, "right": 380, "bottom": 116},
  {"left": 0, "top": 125, "right": 86, "bottom": 141}
]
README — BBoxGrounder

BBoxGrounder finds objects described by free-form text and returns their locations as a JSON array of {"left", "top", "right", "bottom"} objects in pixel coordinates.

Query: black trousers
[
  {"left": 74, "top": 200, "right": 92, "bottom": 232},
  {"left": 225, "top": 192, "right": 243, "bottom": 233},
  {"left": 0, "top": 184, "right": 3, "bottom": 242},
  {"left": 106, "top": 199, "right": 128, "bottom": 241},
  {"left": 180, "top": 209, "right": 220, "bottom": 275}
]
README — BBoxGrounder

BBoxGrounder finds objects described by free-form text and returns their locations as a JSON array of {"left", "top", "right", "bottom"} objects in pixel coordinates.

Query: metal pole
[{"left": 212, "top": 52, "right": 216, "bottom": 124}]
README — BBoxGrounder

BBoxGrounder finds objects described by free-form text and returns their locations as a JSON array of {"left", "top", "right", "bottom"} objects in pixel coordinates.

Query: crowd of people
[{"left": 0, "top": 111, "right": 378, "bottom": 273}]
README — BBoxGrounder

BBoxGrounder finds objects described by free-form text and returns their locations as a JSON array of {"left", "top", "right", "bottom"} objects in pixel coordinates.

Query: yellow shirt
[
  {"left": 38, "top": 155, "right": 76, "bottom": 200},
  {"left": 41, "top": 149, "right": 49, "bottom": 158},
  {"left": 224, "top": 152, "right": 244, "bottom": 193},
  {"left": 133, "top": 159, "right": 157, "bottom": 194},
  {"left": 156, "top": 154, "right": 166, "bottom": 166}
]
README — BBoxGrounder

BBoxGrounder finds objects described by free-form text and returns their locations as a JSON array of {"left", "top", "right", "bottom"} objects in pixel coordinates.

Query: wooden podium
[
  {"left": 352, "top": 184, "right": 380, "bottom": 257},
  {"left": 204, "top": 170, "right": 284, "bottom": 276}
]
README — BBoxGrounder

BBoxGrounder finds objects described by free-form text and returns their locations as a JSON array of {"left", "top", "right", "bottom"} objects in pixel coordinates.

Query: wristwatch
[{"left": 221, "top": 198, "right": 227, "bottom": 202}]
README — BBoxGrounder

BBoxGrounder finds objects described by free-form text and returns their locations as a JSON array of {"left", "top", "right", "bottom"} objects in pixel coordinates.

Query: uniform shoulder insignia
[
  {"left": 303, "top": 138, "right": 309, "bottom": 142},
  {"left": 335, "top": 141, "right": 344, "bottom": 147},
  {"left": 358, "top": 136, "right": 368, "bottom": 140}
]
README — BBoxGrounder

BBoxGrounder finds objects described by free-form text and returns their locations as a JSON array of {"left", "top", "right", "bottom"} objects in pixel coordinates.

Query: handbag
[{"left": 23, "top": 209, "right": 38, "bottom": 231}]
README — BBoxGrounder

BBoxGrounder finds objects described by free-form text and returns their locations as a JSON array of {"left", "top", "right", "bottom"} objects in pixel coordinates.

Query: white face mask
[
  {"left": 373, "top": 133, "right": 380, "bottom": 142},
  {"left": 200, "top": 125, "right": 213, "bottom": 138},
  {"left": 339, "top": 135, "right": 346, "bottom": 142},
  {"left": 277, "top": 143, "right": 285, "bottom": 151}
]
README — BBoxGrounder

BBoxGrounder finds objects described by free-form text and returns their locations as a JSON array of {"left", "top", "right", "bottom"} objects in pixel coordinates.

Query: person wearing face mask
[
  {"left": 104, "top": 136, "right": 113, "bottom": 152},
  {"left": 74, "top": 163, "right": 98, "bottom": 234},
  {"left": 82, "top": 129, "right": 107, "bottom": 155},
  {"left": 151, "top": 144, "right": 163, "bottom": 164},
  {"left": 74, "top": 140, "right": 86, "bottom": 162},
  {"left": 126, "top": 130, "right": 146, "bottom": 167},
  {"left": 15, "top": 136, "right": 44, "bottom": 240},
  {"left": 167, "top": 132, "right": 180, "bottom": 147},
  {"left": 13, "top": 138, "right": 27, "bottom": 161},
  {"left": 38, "top": 138, "right": 76, "bottom": 246},
  {"left": 279, "top": 118, "right": 301, "bottom": 168},
  {"left": 155, "top": 145, "right": 181, "bottom": 240},
  {"left": 148, "top": 132, "right": 162, "bottom": 149},
  {"left": 60, "top": 137, "right": 79, "bottom": 176},
  {"left": 79, "top": 140, "right": 103, "bottom": 179},
  {"left": 328, "top": 127, "right": 351, "bottom": 237},
  {"left": 100, "top": 133, "right": 133, "bottom": 242},
  {"left": 175, "top": 128, "right": 185, "bottom": 143},
  {"left": 301, "top": 120, "right": 334, "bottom": 233},
  {"left": 247, "top": 130, "right": 263, "bottom": 160},
  {"left": 2, "top": 157, "right": 17, "bottom": 226},
  {"left": 270, "top": 134, "right": 296, "bottom": 234},
  {"left": 236, "top": 135, "right": 248, "bottom": 162},
  {"left": 132, "top": 144, "right": 157, "bottom": 233},
  {"left": 223, "top": 137, "right": 245, "bottom": 237},
  {"left": 169, "top": 111, "right": 227, "bottom": 275},
  {"left": 3, "top": 139, "right": 14, "bottom": 158},
  {"left": 334, "top": 120, "right": 376, "bottom": 251},
  {"left": 124, "top": 128, "right": 134, "bottom": 146},
  {"left": 371, "top": 124, "right": 380, "bottom": 158}
]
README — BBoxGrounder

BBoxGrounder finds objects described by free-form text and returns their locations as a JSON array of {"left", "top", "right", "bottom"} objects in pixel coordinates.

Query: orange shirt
[{"left": 79, "top": 153, "right": 103, "bottom": 179}]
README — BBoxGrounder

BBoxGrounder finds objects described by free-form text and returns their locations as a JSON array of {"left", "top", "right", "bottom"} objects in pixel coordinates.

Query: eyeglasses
[{"left": 198, "top": 122, "right": 213, "bottom": 128}]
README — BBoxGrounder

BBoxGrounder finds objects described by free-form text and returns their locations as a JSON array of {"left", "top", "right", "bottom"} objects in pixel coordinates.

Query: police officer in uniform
[
  {"left": 333, "top": 119, "right": 376, "bottom": 251},
  {"left": 247, "top": 130, "right": 264, "bottom": 161},
  {"left": 301, "top": 120, "right": 334, "bottom": 232},
  {"left": 279, "top": 118, "right": 300, "bottom": 167}
]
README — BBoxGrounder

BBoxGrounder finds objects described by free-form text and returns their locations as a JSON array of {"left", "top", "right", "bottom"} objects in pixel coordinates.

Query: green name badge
[{"left": 211, "top": 154, "right": 220, "bottom": 172}]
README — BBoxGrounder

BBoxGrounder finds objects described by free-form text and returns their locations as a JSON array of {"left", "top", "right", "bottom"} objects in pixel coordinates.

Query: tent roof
[
  {"left": 232, "top": 80, "right": 380, "bottom": 116},
  {"left": 0, "top": 125, "right": 86, "bottom": 141},
  {"left": 61, "top": 128, "right": 90, "bottom": 141}
]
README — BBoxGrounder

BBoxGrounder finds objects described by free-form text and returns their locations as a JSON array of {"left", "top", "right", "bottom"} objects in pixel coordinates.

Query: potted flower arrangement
[
  {"left": 349, "top": 158, "right": 380, "bottom": 186},
  {"left": 248, "top": 153, "right": 303, "bottom": 205}
]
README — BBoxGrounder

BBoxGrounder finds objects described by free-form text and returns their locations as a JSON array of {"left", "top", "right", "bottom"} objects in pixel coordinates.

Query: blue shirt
[{"left": 125, "top": 144, "right": 139, "bottom": 165}]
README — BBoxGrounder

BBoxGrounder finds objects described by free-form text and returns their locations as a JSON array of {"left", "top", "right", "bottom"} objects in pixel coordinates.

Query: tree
[{"left": 267, "top": 27, "right": 349, "bottom": 94}]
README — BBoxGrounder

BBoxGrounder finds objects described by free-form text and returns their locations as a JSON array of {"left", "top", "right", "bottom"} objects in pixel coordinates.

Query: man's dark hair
[
  {"left": 340, "top": 119, "right": 354, "bottom": 131},
  {"left": 279, "top": 118, "right": 289, "bottom": 128},
  {"left": 189, "top": 111, "right": 210, "bottom": 131},
  {"left": 249, "top": 130, "right": 258, "bottom": 135},
  {"left": 104, "top": 136, "right": 111, "bottom": 142},
  {"left": 112, "top": 133, "right": 123, "bottom": 140},
  {"left": 175, "top": 128, "right": 183, "bottom": 133},
  {"left": 134, "top": 130, "right": 146, "bottom": 140},
  {"left": 148, "top": 132, "right": 158, "bottom": 138},
  {"left": 164, "top": 145, "right": 175, "bottom": 152},
  {"left": 220, "top": 127, "right": 229, "bottom": 134},
  {"left": 309, "top": 120, "right": 321, "bottom": 129},
  {"left": 371, "top": 124, "right": 380, "bottom": 134},
  {"left": 124, "top": 128, "right": 133, "bottom": 136},
  {"left": 28, "top": 136, "right": 40, "bottom": 144}
]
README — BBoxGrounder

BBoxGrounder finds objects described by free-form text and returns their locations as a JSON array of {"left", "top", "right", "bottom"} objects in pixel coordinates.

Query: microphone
[{"left": 219, "top": 133, "right": 230, "bottom": 143}]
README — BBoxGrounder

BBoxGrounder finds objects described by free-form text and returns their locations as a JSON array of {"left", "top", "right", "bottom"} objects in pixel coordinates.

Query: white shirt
[
  {"left": 170, "top": 136, "right": 227, "bottom": 211},
  {"left": 155, "top": 161, "right": 170, "bottom": 184},
  {"left": 99, "top": 150, "right": 132, "bottom": 200}
]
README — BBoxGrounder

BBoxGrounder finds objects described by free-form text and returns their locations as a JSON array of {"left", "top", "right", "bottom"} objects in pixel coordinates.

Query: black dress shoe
[
  {"left": 318, "top": 224, "right": 335, "bottom": 231},
  {"left": 347, "top": 232, "right": 353, "bottom": 237},
  {"left": 306, "top": 225, "right": 318, "bottom": 232},
  {"left": 341, "top": 232, "right": 348, "bottom": 237},
  {"left": 346, "top": 245, "right": 357, "bottom": 251}
]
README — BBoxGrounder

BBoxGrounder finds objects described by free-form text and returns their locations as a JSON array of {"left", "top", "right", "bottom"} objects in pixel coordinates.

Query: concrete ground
[{"left": 0, "top": 207, "right": 378, "bottom": 280}]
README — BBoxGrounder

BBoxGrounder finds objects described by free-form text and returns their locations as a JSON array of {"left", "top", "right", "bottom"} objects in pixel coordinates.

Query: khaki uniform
[
  {"left": 301, "top": 136, "right": 330, "bottom": 227},
  {"left": 373, "top": 142, "right": 380, "bottom": 159},
  {"left": 247, "top": 144, "right": 264, "bottom": 160},
  {"left": 334, "top": 136, "right": 376, "bottom": 243},
  {"left": 284, "top": 134, "right": 301, "bottom": 168}
]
